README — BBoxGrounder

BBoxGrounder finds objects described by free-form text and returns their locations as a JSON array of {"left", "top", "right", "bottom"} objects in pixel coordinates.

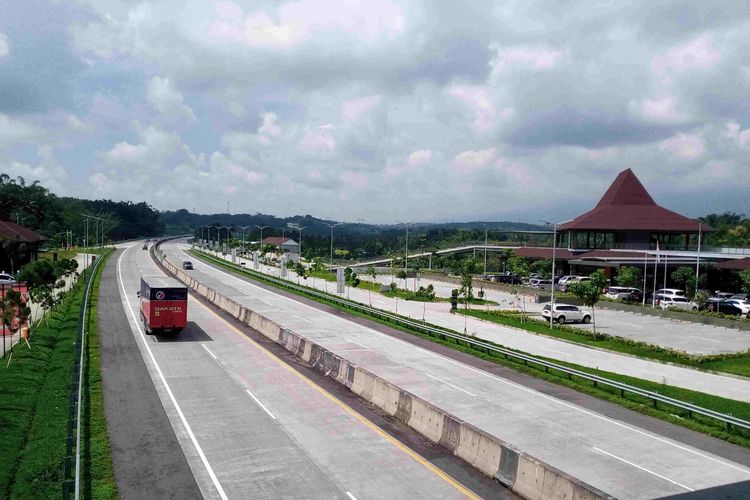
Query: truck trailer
[{"left": 139, "top": 276, "right": 188, "bottom": 335}]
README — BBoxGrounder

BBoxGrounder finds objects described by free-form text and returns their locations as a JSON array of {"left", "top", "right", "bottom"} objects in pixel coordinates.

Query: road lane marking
[
  {"left": 117, "top": 247, "right": 229, "bottom": 500},
  {"left": 345, "top": 492, "right": 357, "bottom": 500},
  {"left": 188, "top": 295, "right": 478, "bottom": 499},
  {"left": 618, "top": 322, "right": 642, "bottom": 329},
  {"left": 689, "top": 336, "right": 724, "bottom": 344},
  {"left": 175, "top": 242, "right": 750, "bottom": 476},
  {"left": 201, "top": 344, "right": 218, "bottom": 360},
  {"left": 593, "top": 447, "right": 694, "bottom": 491},
  {"left": 426, "top": 373, "right": 477, "bottom": 397},
  {"left": 245, "top": 389, "right": 276, "bottom": 420},
  {"left": 343, "top": 337, "right": 370, "bottom": 349}
]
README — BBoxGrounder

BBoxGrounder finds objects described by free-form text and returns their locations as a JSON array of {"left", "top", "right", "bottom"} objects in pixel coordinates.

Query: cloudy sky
[{"left": 1, "top": 1, "right": 749, "bottom": 223}]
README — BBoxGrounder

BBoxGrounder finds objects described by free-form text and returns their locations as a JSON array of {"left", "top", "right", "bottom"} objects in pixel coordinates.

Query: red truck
[{"left": 139, "top": 276, "right": 188, "bottom": 335}]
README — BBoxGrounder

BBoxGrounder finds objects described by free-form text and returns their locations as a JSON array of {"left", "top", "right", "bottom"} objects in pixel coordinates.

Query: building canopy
[{"left": 559, "top": 169, "right": 713, "bottom": 233}]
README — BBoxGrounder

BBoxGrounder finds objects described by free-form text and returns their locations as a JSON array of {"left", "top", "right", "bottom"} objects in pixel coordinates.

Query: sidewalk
[
  {"left": 1, "top": 253, "right": 94, "bottom": 358},
  {"left": 195, "top": 246, "right": 750, "bottom": 403}
]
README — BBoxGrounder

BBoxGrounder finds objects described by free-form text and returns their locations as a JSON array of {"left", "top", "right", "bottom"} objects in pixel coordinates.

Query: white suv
[
  {"left": 541, "top": 303, "right": 592, "bottom": 324},
  {"left": 0, "top": 272, "right": 16, "bottom": 285},
  {"left": 558, "top": 276, "right": 589, "bottom": 292},
  {"left": 659, "top": 296, "right": 698, "bottom": 311}
]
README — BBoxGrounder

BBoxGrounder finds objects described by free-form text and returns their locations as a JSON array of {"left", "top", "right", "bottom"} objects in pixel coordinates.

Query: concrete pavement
[
  {"left": 113, "top": 242, "right": 485, "bottom": 499},
  {"left": 172, "top": 242, "right": 750, "bottom": 498},
  {"left": 199, "top": 247, "right": 750, "bottom": 404}
]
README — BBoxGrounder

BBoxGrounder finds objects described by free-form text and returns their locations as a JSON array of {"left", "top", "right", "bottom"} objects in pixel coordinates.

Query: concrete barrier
[{"left": 153, "top": 247, "right": 611, "bottom": 500}]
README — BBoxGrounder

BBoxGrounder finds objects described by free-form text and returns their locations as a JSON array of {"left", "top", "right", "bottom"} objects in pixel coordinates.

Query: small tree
[
  {"left": 615, "top": 266, "right": 639, "bottom": 288},
  {"left": 459, "top": 259, "right": 477, "bottom": 304},
  {"left": 671, "top": 266, "right": 697, "bottom": 299},
  {"left": 366, "top": 266, "right": 376, "bottom": 306},
  {"left": 530, "top": 258, "right": 553, "bottom": 279},
  {"left": 739, "top": 269, "right": 750, "bottom": 295},
  {"left": 569, "top": 270, "right": 606, "bottom": 334},
  {"left": 294, "top": 262, "right": 307, "bottom": 284}
]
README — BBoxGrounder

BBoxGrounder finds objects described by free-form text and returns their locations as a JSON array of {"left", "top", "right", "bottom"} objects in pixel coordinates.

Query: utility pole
[
  {"left": 324, "top": 222, "right": 344, "bottom": 267},
  {"left": 396, "top": 221, "right": 416, "bottom": 283}
]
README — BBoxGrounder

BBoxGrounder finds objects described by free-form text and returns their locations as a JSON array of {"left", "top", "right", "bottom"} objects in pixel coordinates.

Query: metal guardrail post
[{"left": 185, "top": 248, "right": 750, "bottom": 435}]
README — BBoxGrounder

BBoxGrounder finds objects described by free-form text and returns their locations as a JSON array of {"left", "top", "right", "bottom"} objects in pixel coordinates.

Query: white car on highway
[{"left": 541, "top": 304, "right": 592, "bottom": 324}]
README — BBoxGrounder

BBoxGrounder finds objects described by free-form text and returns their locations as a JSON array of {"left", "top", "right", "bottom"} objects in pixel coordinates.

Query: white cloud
[
  {"left": 342, "top": 95, "right": 381, "bottom": 122},
  {"left": 102, "top": 126, "right": 182, "bottom": 167},
  {"left": 659, "top": 133, "right": 706, "bottom": 160},
  {"left": 384, "top": 149, "right": 432, "bottom": 177},
  {"left": 628, "top": 96, "right": 688, "bottom": 124},
  {"left": 726, "top": 122, "right": 750, "bottom": 148},
  {"left": 652, "top": 35, "right": 721, "bottom": 74},
  {"left": 300, "top": 126, "right": 336, "bottom": 152},
  {"left": 0, "top": 114, "right": 42, "bottom": 149},
  {"left": 407, "top": 149, "right": 432, "bottom": 166},
  {"left": 147, "top": 76, "right": 197, "bottom": 123},
  {"left": 490, "top": 44, "right": 564, "bottom": 77},
  {"left": 449, "top": 85, "right": 497, "bottom": 133},
  {"left": 452, "top": 148, "right": 496, "bottom": 172},
  {"left": 0, "top": 33, "right": 9, "bottom": 58}
]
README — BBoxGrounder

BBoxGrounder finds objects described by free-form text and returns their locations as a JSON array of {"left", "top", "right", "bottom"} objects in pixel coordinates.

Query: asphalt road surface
[
  {"left": 173, "top": 241, "right": 750, "bottom": 499},
  {"left": 106, "top": 242, "right": 503, "bottom": 499}
]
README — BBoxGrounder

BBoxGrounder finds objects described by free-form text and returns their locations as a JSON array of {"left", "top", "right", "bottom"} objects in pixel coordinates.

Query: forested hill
[{"left": 0, "top": 175, "right": 164, "bottom": 245}]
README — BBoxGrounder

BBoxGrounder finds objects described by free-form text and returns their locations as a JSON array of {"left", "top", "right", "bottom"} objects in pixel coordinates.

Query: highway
[
  {"left": 169, "top": 240, "right": 750, "bottom": 498},
  {"left": 111, "top": 242, "right": 492, "bottom": 499},
  {"left": 204, "top": 248, "right": 750, "bottom": 403}
]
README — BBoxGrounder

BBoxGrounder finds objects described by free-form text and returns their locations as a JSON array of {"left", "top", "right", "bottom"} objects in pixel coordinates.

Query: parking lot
[{"left": 374, "top": 274, "right": 750, "bottom": 356}]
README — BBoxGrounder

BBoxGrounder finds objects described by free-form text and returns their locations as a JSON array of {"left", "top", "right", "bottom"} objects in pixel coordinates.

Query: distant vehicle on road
[
  {"left": 182, "top": 261, "right": 194, "bottom": 270},
  {"left": 138, "top": 276, "right": 188, "bottom": 335},
  {"left": 541, "top": 304, "right": 591, "bottom": 324},
  {"left": 142, "top": 244, "right": 148, "bottom": 250},
  {"left": 558, "top": 276, "right": 590, "bottom": 292}
]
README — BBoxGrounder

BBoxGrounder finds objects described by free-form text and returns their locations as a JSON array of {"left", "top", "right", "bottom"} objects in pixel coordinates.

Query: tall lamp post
[
  {"left": 396, "top": 221, "right": 416, "bottom": 282},
  {"left": 218, "top": 226, "right": 232, "bottom": 252},
  {"left": 539, "top": 220, "right": 559, "bottom": 329},
  {"left": 483, "top": 225, "right": 489, "bottom": 275},
  {"left": 254, "top": 225, "right": 269, "bottom": 254},
  {"left": 287, "top": 223, "right": 307, "bottom": 262},
  {"left": 323, "top": 222, "right": 344, "bottom": 267}
]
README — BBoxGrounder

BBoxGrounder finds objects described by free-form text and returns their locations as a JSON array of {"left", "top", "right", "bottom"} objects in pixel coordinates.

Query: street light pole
[
  {"left": 540, "top": 220, "right": 559, "bottom": 328},
  {"left": 396, "top": 221, "right": 415, "bottom": 283},
  {"left": 287, "top": 223, "right": 307, "bottom": 262},
  {"left": 254, "top": 225, "right": 269, "bottom": 253},
  {"left": 483, "top": 226, "right": 489, "bottom": 275},
  {"left": 324, "top": 222, "right": 344, "bottom": 268}
]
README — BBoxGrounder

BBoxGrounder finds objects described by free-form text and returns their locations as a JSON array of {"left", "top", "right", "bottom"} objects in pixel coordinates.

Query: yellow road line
[{"left": 191, "top": 297, "right": 480, "bottom": 499}]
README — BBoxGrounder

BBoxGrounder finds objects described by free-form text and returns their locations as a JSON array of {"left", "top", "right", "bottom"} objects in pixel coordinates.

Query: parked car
[
  {"left": 541, "top": 304, "right": 592, "bottom": 324},
  {"left": 659, "top": 296, "right": 698, "bottom": 311},
  {"left": 652, "top": 288, "right": 686, "bottom": 305},
  {"left": 494, "top": 272, "right": 518, "bottom": 284},
  {"left": 712, "top": 291, "right": 734, "bottom": 300},
  {"left": 530, "top": 279, "right": 553, "bottom": 290},
  {"left": 702, "top": 298, "right": 743, "bottom": 314},
  {"left": 724, "top": 299, "right": 750, "bottom": 315},
  {"left": 0, "top": 272, "right": 16, "bottom": 285},
  {"left": 558, "top": 276, "right": 590, "bottom": 292},
  {"left": 730, "top": 293, "right": 748, "bottom": 301},
  {"left": 605, "top": 287, "right": 641, "bottom": 300},
  {"left": 182, "top": 261, "right": 194, "bottom": 270}
]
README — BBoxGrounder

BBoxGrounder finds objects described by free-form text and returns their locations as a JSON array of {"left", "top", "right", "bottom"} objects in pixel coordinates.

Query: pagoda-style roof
[
  {"left": 559, "top": 169, "right": 713, "bottom": 233},
  {"left": 715, "top": 258, "right": 750, "bottom": 271}
]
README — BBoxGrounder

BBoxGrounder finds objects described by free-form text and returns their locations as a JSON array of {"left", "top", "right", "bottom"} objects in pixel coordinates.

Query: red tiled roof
[
  {"left": 559, "top": 169, "right": 713, "bottom": 233},
  {"left": 0, "top": 220, "right": 45, "bottom": 243},
  {"left": 514, "top": 247, "right": 575, "bottom": 260},
  {"left": 262, "top": 236, "right": 291, "bottom": 245},
  {"left": 715, "top": 258, "right": 750, "bottom": 270}
]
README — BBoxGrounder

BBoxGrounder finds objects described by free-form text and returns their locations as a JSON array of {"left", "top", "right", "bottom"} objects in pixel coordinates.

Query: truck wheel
[
  {"left": 583, "top": 315, "right": 591, "bottom": 324},
  {"left": 557, "top": 316, "right": 566, "bottom": 324}
]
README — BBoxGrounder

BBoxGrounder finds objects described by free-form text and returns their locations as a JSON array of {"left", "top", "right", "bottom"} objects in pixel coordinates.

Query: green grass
[
  {"left": 189, "top": 249, "right": 750, "bottom": 446},
  {"left": 458, "top": 309, "right": 750, "bottom": 378},
  {"left": 38, "top": 247, "right": 107, "bottom": 261},
  {"left": 0, "top": 252, "right": 116, "bottom": 499}
]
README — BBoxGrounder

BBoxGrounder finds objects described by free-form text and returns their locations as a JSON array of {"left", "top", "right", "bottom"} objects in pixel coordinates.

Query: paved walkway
[
  {"left": 196, "top": 246, "right": 750, "bottom": 403},
  {"left": 1, "top": 253, "right": 94, "bottom": 358}
]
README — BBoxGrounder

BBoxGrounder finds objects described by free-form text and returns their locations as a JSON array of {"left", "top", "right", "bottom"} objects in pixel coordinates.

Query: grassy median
[
  {"left": 189, "top": 249, "right": 750, "bottom": 447},
  {"left": 0, "top": 253, "right": 116, "bottom": 499}
]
